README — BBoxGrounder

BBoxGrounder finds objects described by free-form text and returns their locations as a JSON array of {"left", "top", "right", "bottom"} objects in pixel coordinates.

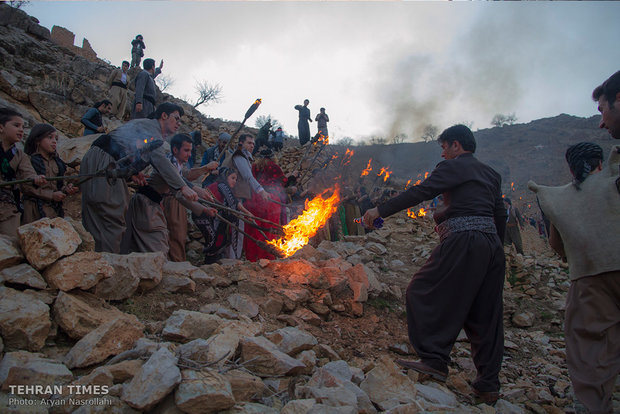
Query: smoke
[{"left": 372, "top": 7, "right": 560, "bottom": 141}]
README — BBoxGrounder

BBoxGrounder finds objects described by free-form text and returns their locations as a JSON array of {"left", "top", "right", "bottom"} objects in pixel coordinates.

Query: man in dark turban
[{"left": 529, "top": 142, "right": 620, "bottom": 413}]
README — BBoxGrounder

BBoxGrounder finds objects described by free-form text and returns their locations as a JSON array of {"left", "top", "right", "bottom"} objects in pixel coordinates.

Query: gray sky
[{"left": 24, "top": 1, "right": 620, "bottom": 142}]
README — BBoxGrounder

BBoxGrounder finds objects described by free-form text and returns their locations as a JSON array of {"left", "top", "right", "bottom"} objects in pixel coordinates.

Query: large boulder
[
  {"left": 413, "top": 383, "right": 458, "bottom": 409},
  {"left": 302, "top": 366, "right": 376, "bottom": 414},
  {"left": 0, "top": 263, "right": 46, "bottom": 289},
  {"left": 0, "top": 351, "right": 73, "bottom": 392},
  {"left": 239, "top": 336, "right": 306, "bottom": 377},
  {"left": 94, "top": 252, "right": 165, "bottom": 300},
  {"left": 174, "top": 369, "right": 236, "bottom": 414},
  {"left": 197, "top": 320, "right": 263, "bottom": 367},
  {"left": 53, "top": 290, "right": 130, "bottom": 339},
  {"left": 121, "top": 347, "right": 181, "bottom": 411},
  {"left": 159, "top": 273, "right": 196, "bottom": 294},
  {"left": 43, "top": 251, "right": 113, "bottom": 291},
  {"left": 162, "top": 310, "right": 224, "bottom": 343},
  {"left": 359, "top": 356, "right": 418, "bottom": 411},
  {"left": 162, "top": 261, "right": 210, "bottom": 284},
  {"left": 222, "top": 369, "right": 267, "bottom": 402},
  {"left": 0, "top": 286, "right": 50, "bottom": 351},
  {"left": 63, "top": 217, "right": 95, "bottom": 252},
  {"left": 64, "top": 315, "right": 144, "bottom": 369},
  {"left": 264, "top": 326, "right": 318, "bottom": 356},
  {"left": 17, "top": 217, "right": 81, "bottom": 270},
  {"left": 227, "top": 293, "right": 259, "bottom": 318},
  {"left": 267, "top": 259, "right": 322, "bottom": 285},
  {"left": 0, "top": 234, "right": 24, "bottom": 271},
  {"left": 345, "top": 264, "right": 370, "bottom": 302}
]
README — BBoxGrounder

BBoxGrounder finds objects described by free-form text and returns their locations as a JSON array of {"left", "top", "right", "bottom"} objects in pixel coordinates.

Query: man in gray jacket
[
  {"left": 80, "top": 102, "right": 197, "bottom": 253},
  {"left": 132, "top": 58, "right": 163, "bottom": 119}
]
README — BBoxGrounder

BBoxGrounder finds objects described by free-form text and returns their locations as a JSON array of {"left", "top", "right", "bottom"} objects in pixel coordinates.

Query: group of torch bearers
[
  {"left": 0, "top": 97, "right": 411, "bottom": 262},
  {"left": 0, "top": 97, "right": 433, "bottom": 261}
]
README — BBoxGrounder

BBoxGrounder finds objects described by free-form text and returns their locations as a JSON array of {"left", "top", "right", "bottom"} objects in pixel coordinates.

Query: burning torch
[{"left": 221, "top": 98, "right": 262, "bottom": 154}]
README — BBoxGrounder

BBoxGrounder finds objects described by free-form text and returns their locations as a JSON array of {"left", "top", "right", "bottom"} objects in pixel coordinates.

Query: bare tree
[
  {"left": 505, "top": 113, "right": 518, "bottom": 125},
  {"left": 421, "top": 125, "right": 439, "bottom": 143},
  {"left": 391, "top": 133, "right": 407, "bottom": 144},
  {"left": 491, "top": 113, "right": 516, "bottom": 128},
  {"left": 335, "top": 137, "right": 354, "bottom": 146},
  {"left": 491, "top": 114, "right": 507, "bottom": 128},
  {"left": 255, "top": 114, "right": 282, "bottom": 130},
  {"left": 193, "top": 80, "right": 223, "bottom": 109},
  {"left": 369, "top": 136, "right": 387, "bottom": 145},
  {"left": 155, "top": 74, "right": 175, "bottom": 92}
]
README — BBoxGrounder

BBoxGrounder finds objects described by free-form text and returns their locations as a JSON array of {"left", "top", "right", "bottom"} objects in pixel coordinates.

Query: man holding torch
[{"left": 363, "top": 124, "right": 507, "bottom": 405}]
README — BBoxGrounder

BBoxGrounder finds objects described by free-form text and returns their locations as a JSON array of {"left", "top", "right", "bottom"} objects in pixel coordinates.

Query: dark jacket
[{"left": 378, "top": 153, "right": 507, "bottom": 240}]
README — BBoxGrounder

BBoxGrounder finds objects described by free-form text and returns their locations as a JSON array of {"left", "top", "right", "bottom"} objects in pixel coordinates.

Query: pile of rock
[
  {"left": 0, "top": 215, "right": 511, "bottom": 413},
  {"left": 4, "top": 209, "right": 603, "bottom": 413}
]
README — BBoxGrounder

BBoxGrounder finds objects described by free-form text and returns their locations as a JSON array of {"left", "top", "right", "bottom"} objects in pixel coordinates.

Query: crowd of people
[{"left": 0, "top": 35, "right": 618, "bottom": 412}]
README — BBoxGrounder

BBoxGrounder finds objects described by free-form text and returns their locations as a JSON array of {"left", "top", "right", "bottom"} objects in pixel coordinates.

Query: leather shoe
[
  {"left": 395, "top": 359, "right": 447, "bottom": 382},
  {"left": 473, "top": 388, "right": 500, "bottom": 405}
]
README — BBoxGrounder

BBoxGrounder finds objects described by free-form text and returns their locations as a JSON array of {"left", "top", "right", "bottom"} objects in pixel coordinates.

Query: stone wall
[{"left": 51, "top": 25, "right": 97, "bottom": 61}]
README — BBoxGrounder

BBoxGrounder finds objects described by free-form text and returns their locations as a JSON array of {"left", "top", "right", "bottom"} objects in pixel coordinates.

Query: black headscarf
[{"left": 565, "top": 142, "right": 604, "bottom": 189}]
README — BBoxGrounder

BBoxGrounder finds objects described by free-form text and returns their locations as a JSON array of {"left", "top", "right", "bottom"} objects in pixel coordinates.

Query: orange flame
[
  {"left": 407, "top": 207, "right": 427, "bottom": 219},
  {"left": 405, "top": 179, "right": 412, "bottom": 189},
  {"left": 254, "top": 99, "right": 262, "bottom": 105},
  {"left": 510, "top": 182, "right": 515, "bottom": 191},
  {"left": 424, "top": 172, "right": 429, "bottom": 179},
  {"left": 315, "top": 134, "right": 329, "bottom": 146},
  {"left": 360, "top": 159, "right": 373, "bottom": 177},
  {"left": 377, "top": 167, "right": 387, "bottom": 178},
  {"left": 342, "top": 149, "right": 354, "bottom": 166},
  {"left": 383, "top": 169, "right": 392, "bottom": 182},
  {"left": 267, "top": 187, "right": 341, "bottom": 258}
]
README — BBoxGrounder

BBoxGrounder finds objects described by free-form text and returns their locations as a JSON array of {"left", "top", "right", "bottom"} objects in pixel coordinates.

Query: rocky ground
[
  {"left": 2, "top": 208, "right": 618, "bottom": 414},
  {"left": 2, "top": 4, "right": 619, "bottom": 413}
]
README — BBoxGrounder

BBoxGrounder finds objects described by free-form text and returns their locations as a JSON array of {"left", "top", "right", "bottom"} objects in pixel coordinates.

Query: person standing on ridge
[{"left": 295, "top": 99, "right": 312, "bottom": 146}]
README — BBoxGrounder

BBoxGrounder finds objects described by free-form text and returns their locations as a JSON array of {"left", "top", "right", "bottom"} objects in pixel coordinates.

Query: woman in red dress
[{"left": 244, "top": 149, "right": 296, "bottom": 261}]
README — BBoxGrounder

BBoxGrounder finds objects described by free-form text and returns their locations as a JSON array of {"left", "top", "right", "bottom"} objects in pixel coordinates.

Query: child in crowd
[
  {"left": 81, "top": 100, "right": 112, "bottom": 135},
  {"left": 194, "top": 167, "right": 252, "bottom": 263},
  {"left": 22, "top": 124, "right": 78, "bottom": 224},
  {"left": 0, "top": 108, "right": 46, "bottom": 236}
]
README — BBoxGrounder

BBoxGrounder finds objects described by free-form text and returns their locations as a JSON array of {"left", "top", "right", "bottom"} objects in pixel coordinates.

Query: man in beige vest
[
  {"left": 529, "top": 142, "right": 620, "bottom": 413},
  {"left": 107, "top": 61, "right": 130, "bottom": 120}
]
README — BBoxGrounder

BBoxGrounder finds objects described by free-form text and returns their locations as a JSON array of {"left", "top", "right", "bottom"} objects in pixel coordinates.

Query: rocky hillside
[
  {"left": 1, "top": 4, "right": 619, "bottom": 414},
  {"left": 0, "top": 3, "right": 256, "bottom": 152},
  {"left": 340, "top": 114, "right": 612, "bottom": 211}
]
